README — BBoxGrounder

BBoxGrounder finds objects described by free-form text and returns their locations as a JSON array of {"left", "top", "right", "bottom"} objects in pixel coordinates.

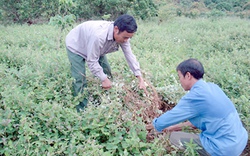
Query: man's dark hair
[
  {"left": 176, "top": 58, "right": 204, "bottom": 79},
  {"left": 114, "top": 14, "right": 137, "bottom": 33}
]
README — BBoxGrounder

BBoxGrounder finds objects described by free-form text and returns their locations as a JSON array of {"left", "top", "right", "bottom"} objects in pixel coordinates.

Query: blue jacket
[{"left": 153, "top": 79, "right": 248, "bottom": 156}]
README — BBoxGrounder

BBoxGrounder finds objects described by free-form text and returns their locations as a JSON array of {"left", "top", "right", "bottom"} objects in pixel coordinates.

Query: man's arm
[
  {"left": 86, "top": 37, "right": 108, "bottom": 82},
  {"left": 146, "top": 121, "right": 196, "bottom": 132},
  {"left": 120, "top": 41, "right": 149, "bottom": 94},
  {"left": 163, "top": 121, "right": 196, "bottom": 132},
  {"left": 152, "top": 97, "right": 198, "bottom": 132},
  {"left": 120, "top": 41, "right": 141, "bottom": 76}
]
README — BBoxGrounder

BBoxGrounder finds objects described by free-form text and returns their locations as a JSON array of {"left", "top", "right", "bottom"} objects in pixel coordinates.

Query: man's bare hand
[
  {"left": 102, "top": 77, "right": 112, "bottom": 90},
  {"left": 137, "top": 76, "right": 149, "bottom": 96},
  {"left": 146, "top": 124, "right": 154, "bottom": 130}
]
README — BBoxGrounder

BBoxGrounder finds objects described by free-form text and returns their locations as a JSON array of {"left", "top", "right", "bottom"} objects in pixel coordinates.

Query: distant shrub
[
  {"left": 157, "top": 3, "right": 179, "bottom": 21},
  {"left": 0, "top": 9, "right": 2, "bottom": 21},
  {"left": 129, "top": 0, "right": 158, "bottom": 20},
  {"left": 216, "top": 2, "right": 233, "bottom": 11},
  {"left": 176, "top": 8, "right": 182, "bottom": 16},
  {"left": 236, "top": 10, "right": 250, "bottom": 19},
  {"left": 191, "top": 2, "right": 206, "bottom": 10},
  {"left": 0, "top": 0, "right": 158, "bottom": 24},
  {"left": 204, "top": 0, "right": 212, "bottom": 6},
  {"left": 243, "top": 2, "right": 250, "bottom": 10},
  {"left": 180, "top": 0, "right": 193, "bottom": 10},
  {"left": 185, "top": 9, "right": 201, "bottom": 19},
  {"left": 206, "top": 3, "right": 217, "bottom": 10},
  {"left": 207, "top": 9, "right": 226, "bottom": 18},
  {"left": 204, "top": 0, "right": 249, "bottom": 13}
]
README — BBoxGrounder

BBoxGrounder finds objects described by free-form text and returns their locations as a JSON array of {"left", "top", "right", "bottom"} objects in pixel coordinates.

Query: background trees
[
  {"left": 0, "top": 0, "right": 249, "bottom": 25},
  {"left": 0, "top": 0, "right": 157, "bottom": 24}
]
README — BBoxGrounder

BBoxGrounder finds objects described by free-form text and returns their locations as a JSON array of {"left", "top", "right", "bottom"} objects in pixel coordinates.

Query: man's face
[
  {"left": 177, "top": 70, "right": 191, "bottom": 91},
  {"left": 113, "top": 26, "right": 134, "bottom": 44}
]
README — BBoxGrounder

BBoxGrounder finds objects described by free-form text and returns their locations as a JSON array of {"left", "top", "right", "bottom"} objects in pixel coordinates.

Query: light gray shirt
[{"left": 65, "top": 20, "right": 141, "bottom": 81}]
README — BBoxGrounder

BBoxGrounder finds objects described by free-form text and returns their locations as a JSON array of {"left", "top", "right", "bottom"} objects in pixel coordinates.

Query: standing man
[
  {"left": 150, "top": 58, "right": 248, "bottom": 156},
  {"left": 66, "top": 14, "right": 148, "bottom": 112}
]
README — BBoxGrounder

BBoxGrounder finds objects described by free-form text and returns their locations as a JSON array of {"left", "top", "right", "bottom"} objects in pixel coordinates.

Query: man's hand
[
  {"left": 146, "top": 123, "right": 154, "bottom": 130},
  {"left": 163, "top": 125, "right": 177, "bottom": 133},
  {"left": 163, "top": 121, "right": 195, "bottom": 132},
  {"left": 137, "top": 76, "right": 149, "bottom": 96},
  {"left": 102, "top": 77, "right": 112, "bottom": 90}
]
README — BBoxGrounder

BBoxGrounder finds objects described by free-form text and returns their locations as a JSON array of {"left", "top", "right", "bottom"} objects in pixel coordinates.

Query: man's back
[
  {"left": 65, "top": 20, "right": 113, "bottom": 57},
  {"left": 189, "top": 80, "right": 248, "bottom": 156}
]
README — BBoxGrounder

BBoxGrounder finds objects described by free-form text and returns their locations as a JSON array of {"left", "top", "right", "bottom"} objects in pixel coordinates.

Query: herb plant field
[{"left": 0, "top": 17, "right": 249, "bottom": 155}]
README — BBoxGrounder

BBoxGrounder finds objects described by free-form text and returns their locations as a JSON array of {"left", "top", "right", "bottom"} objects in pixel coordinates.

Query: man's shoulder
[
  {"left": 76, "top": 20, "right": 113, "bottom": 40},
  {"left": 193, "top": 79, "right": 219, "bottom": 90},
  {"left": 82, "top": 20, "right": 113, "bottom": 27},
  {"left": 81, "top": 20, "right": 113, "bottom": 35}
]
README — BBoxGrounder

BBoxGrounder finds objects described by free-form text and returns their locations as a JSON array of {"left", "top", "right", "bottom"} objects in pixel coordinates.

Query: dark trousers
[{"left": 66, "top": 48, "right": 112, "bottom": 111}]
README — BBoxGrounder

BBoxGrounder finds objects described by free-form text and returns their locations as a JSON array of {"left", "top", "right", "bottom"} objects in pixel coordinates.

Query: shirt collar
[
  {"left": 107, "top": 22, "right": 114, "bottom": 41},
  {"left": 191, "top": 79, "right": 204, "bottom": 91}
]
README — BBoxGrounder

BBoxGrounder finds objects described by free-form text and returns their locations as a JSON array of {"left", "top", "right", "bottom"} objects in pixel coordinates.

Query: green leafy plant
[
  {"left": 183, "top": 139, "right": 201, "bottom": 156},
  {"left": 0, "top": 16, "right": 249, "bottom": 155}
]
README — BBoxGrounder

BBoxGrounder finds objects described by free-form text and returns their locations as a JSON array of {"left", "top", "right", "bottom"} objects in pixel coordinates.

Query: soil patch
[{"left": 241, "top": 139, "right": 250, "bottom": 156}]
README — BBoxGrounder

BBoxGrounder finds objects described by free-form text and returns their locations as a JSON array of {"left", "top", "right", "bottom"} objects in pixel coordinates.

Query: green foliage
[
  {"left": 73, "top": 0, "right": 158, "bottom": 20},
  {"left": 0, "top": 17, "right": 250, "bottom": 155},
  {"left": 204, "top": 0, "right": 249, "bottom": 12},
  {"left": 72, "top": 0, "right": 131, "bottom": 20},
  {"left": 243, "top": 2, "right": 250, "bottom": 10},
  {"left": 49, "top": 14, "right": 76, "bottom": 30},
  {"left": 129, "top": 0, "right": 158, "bottom": 20},
  {"left": 204, "top": 0, "right": 212, "bottom": 6},
  {"left": 0, "top": 0, "right": 158, "bottom": 24},
  {"left": 215, "top": 2, "right": 233, "bottom": 11},
  {"left": 185, "top": 9, "right": 201, "bottom": 19},
  {"left": 183, "top": 139, "right": 201, "bottom": 156},
  {"left": 0, "top": 0, "right": 60, "bottom": 24},
  {"left": 155, "top": 1, "right": 179, "bottom": 21},
  {"left": 0, "top": 9, "right": 3, "bottom": 21},
  {"left": 165, "top": 0, "right": 250, "bottom": 20},
  {"left": 49, "top": 13, "right": 76, "bottom": 49},
  {"left": 207, "top": 9, "right": 226, "bottom": 18},
  {"left": 1, "top": 0, "right": 250, "bottom": 24},
  {"left": 180, "top": 0, "right": 193, "bottom": 10}
]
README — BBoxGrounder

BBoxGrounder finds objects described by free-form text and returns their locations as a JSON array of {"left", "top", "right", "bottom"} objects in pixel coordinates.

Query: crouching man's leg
[{"left": 169, "top": 131, "right": 210, "bottom": 156}]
